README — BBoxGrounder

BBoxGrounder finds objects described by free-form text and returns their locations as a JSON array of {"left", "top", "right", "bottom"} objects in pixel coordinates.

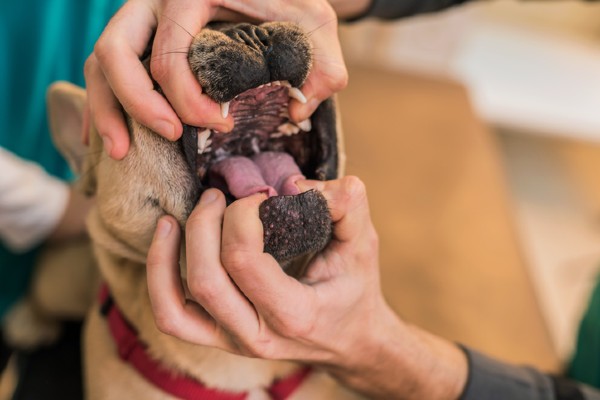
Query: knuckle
[
  {"left": 242, "top": 337, "right": 275, "bottom": 359},
  {"left": 330, "top": 68, "right": 349, "bottom": 92},
  {"left": 220, "top": 248, "right": 251, "bottom": 273},
  {"left": 93, "top": 35, "right": 112, "bottom": 65},
  {"left": 187, "top": 277, "right": 220, "bottom": 304},
  {"left": 154, "top": 311, "right": 180, "bottom": 336},
  {"left": 362, "top": 227, "right": 380, "bottom": 257},
  {"left": 341, "top": 175, "right": 367, "bottom": 199},
  {"left": 83, "top": 55, "right": 97, "bottom": 80},
  {"left": 150, "top": 58, "right": 170, "bottom": 86},
  {"left": 280, "top": 316, "right": 314, "bottom": 339}
]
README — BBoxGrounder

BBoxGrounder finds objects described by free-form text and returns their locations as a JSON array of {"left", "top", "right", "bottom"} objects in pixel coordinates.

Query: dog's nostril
[{"left": 227, "top": 24, "right": 271, "bottom": 53}]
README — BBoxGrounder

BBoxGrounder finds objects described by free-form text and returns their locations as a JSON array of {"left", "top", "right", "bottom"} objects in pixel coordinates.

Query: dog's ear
[{"left": 46, "top": 81, "right": 97, "bottom": 196}]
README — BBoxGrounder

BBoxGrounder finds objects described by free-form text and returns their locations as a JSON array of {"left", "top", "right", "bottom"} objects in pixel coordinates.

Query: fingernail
[
  {"left": 101, "top": 135, "right": 113, "bottom": 156},
  {"left": 153, "top": 120, "right": 176, "bottom": 140},
  {"left": 290, "top": 98, "right": 319, "bottom": 123},
  {"left": 200, "top": 189, "right": 219, "bottom": 205},
  {"left": 210, "top": 123, "right": 232, "bottom": 134},
  {"left": 156, "top": 218, "right": 172, "bottom": 239}
]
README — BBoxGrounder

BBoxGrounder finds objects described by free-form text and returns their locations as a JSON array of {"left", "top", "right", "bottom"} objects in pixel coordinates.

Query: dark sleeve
[
  {"left": 460, "top": 347, "right": 600, "bottom": 400},
  {"left": 349, "top": 0, "right": 473, "bottom": 21}
]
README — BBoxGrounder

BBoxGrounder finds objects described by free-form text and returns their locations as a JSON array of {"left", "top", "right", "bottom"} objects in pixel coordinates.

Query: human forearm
[
  {"left": 0, "top": 148, "right": 69, "bottom": 251},
  {"left": 328, "top": 305, "right": 468, "bottom": 400}
]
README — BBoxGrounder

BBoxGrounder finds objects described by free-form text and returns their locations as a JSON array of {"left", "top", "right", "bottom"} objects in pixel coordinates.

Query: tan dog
[{"left": 48, "top": 22, "right": 360, "bottom": 399}]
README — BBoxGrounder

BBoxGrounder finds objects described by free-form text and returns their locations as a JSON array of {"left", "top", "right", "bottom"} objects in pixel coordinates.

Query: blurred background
[{"left": 337, "top": 0, "right": 600, "bottom": 372}]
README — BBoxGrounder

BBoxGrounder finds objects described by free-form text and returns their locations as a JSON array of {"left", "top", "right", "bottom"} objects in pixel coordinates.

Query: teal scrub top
[{"left": 0, "top": 0, "right": 124, "bottom": 320}]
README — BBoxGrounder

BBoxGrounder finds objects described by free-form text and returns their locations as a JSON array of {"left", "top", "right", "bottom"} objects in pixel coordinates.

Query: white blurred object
[
  {"left": 341, "top": 0, "right": 600, "bottom": 141},
  {"left": 452, "top": 24, "right": 600, "bottom": 142}
]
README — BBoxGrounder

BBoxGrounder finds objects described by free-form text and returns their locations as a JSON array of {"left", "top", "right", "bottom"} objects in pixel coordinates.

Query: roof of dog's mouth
[{"left": 181, "top": 81, "right": 318, "bottom": 201}]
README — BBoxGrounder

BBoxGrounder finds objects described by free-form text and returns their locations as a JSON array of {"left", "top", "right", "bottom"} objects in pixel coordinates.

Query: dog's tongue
[{"left": 208, "top": 151, "right": 305, "bottom": 199}]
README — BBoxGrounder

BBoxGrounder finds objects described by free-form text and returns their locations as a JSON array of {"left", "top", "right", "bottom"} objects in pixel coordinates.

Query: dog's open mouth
[
  {"left": 176, "top": 22, "right": 339, "bottom": 272},
  {"left": 181, "top": 81, "right": 337, "bottom": 203},
  {"left": 199, "top": 81, "right": 305, "bottom": 198}
]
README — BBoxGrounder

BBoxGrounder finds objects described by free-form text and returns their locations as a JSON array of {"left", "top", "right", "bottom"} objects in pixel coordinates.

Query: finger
[
  {"left": 151, "top": 1, "right": 232, "bottom": 131},
  {"left": 222, "top": 0, "right": 348, "bottom": 122},
  {"left": 147, "top": 215, "right": 223, "bottom": 346},
  {"left": 288, "top": 19, "right": 347, "bottom": 122},
  {"left": 94, "top": 0, "right": 183, "bottom": 141},
  {"left": 84, "top": 54, "right": 130, "bottom": 160},
  {"left": 296, "top": 177, "right": 372, "bottom": 243},
  {"left": 220, "top": 194, "right": 310, "bottom": 315},
  {"left": 185, "top": 189, "right": 258, "bottom": 336}
]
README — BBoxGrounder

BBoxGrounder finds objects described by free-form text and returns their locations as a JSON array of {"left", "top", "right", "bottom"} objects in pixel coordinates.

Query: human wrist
[{"left": 326, "top": 304, "right": 467, "bottom": 399}]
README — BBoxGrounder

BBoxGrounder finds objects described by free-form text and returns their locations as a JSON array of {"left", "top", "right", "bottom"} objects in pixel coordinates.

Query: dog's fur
[{"left": 45, "top": 22, "right": 360, "bottom": 399}]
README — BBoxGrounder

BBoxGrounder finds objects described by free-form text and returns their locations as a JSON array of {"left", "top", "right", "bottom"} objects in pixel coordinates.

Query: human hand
[
  {"left": 147, "top": 176, "right": 468, "bottom": 399},
  {"left": 84, "top": 0, "right": 232, "bottom": 159},
  {"left": 218, "top": 0, "right": 349, "bottom": 123},
  {"left": 85, "top": 0, "right": 348, "bottom": 160},
  {"left": 146, "top": 177, "right": 384, "bottom": 363}
]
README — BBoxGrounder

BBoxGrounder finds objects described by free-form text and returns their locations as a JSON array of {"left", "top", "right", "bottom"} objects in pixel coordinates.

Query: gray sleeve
[
  {"left": 460, "top": 347, "right": 600, "bottom": 400},
  {"left": 350, "top": 0, "right": 472, "bottom": 21}
]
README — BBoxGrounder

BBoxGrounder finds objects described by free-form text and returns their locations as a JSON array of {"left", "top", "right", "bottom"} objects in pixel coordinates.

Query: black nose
[{"left": 224, "top": 23, "right": 271, "bottom": 54}]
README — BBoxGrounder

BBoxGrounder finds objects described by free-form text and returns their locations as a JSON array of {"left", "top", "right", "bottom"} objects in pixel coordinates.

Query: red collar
[{"left": 99, "top": 284, "right": 311, "bottom": 400}]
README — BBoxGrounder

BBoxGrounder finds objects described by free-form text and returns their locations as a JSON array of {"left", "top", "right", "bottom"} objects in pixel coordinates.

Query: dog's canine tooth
[
  {"left": 220, "top": 102, "right": 230, "bottom": 119},
  {"left": 297, "top": 119, "right": 311, "bottom": 132},
  {"left": 281, "top": 80, "right": 292, "bottom": 88},
  {"left": 197, "top": 128, "right": 212, "bottom": 154},
  {"left": 288, "top": 87, "right": 307, "bottom": 104},
  {"left": 273, "top": 81, "right": 281, "bottom": 86}
]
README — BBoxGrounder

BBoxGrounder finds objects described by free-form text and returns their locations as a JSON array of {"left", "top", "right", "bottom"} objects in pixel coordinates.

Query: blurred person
[{"left": 0, "top": 1, "right": 123, "bottom": 398}]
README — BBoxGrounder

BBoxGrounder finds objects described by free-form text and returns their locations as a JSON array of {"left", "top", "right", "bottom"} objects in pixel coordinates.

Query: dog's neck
[{"left": 88, "top": 207, "right": 301, "bottom": 392}]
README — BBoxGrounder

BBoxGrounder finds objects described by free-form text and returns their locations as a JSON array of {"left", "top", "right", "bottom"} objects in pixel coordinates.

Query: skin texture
[
  {"left": 147, "top": 179, "right": 469, "bottom": 399},
  {"left": 85, "top": 0, "right": 353, "bottom": 159}
]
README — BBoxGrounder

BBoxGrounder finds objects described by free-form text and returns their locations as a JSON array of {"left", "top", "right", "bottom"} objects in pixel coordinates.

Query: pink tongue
[{"left": 209, "top": 152, "right": 305, "bottom": 198}]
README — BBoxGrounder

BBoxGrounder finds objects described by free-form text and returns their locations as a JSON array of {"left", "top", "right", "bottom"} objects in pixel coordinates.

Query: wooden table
[{"left": 338, "top": 65, "right": 560, "bottom": 371}]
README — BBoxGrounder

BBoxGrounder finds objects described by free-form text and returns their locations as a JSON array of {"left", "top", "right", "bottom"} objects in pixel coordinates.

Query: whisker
[
  {"left": 75, "top": 151, "right": 108, "bottom": 185},
  {"left": 160, "top": 14, "right": 195, "bottom": 39},
  {"left": 150, "top": 51, "right": 189, "bottom": 60},
  {"left": 305, "top": 18, "right": 337, "bottom": 36}
]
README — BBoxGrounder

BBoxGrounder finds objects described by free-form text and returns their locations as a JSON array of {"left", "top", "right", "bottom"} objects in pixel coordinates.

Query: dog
[{"left": 47, "top": 21, "right": 360, "bottom": 399}]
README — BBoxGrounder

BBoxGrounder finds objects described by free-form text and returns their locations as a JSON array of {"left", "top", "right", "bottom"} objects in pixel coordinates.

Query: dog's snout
[{"left": 225, "top": 23, "right": 271, "bottom": 54}]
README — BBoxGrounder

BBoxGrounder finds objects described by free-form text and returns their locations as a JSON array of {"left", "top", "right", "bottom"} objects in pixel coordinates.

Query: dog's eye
[{"left": 145, "top": 197, "right": 160, "bottom": 208}]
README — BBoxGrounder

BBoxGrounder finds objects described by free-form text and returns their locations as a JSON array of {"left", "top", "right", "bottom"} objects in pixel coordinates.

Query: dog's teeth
[
  {"left": 273, "top": 81, "right": 281, "bottom": 86},
  {"left": 297, "top": 119, "right": 312, "bottom": 132},
  {"left": 197, "top": 128, "right": 212, "bottom": 154},
  {"left": 281, "top": 81, "right": 292, "bottom": 88},
  {"left": 220, "top": 102, "right": 230, "bottom": 119},
  {"left": 288, "top": 87, "right": 307, "bottom": 104},
  {"left": 277, "top": 122, "right": 300, "bottom": 136}
]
